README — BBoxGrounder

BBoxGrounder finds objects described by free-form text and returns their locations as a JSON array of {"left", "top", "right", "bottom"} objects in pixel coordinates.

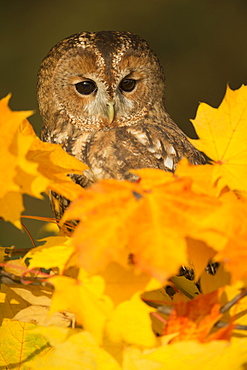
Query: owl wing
[
  {"left": 82, "top": 122, "right": 206, "bottom": 181},
  {"left": 50, "top": 122, "right": 206, "bottom": 222},
  {"left": 49, "top": 171, "right": 95, "bottom": 222}
]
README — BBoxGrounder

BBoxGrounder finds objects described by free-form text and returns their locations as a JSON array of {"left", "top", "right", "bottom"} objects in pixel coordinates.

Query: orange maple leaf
[
  {"left": 216, "top": 234, "right": 247, "bottom": 284},
  {"left": 63, "top": 169, "right": 220, "bottom": 282},
  {"left": 194, "top": 191, "right": 247, "bottom": 283},
  {"left": 175, "top": 159, "right": 216, "bottom": 196},
  {"left": 163, "top": 289, "right": 224, "bottom": 342}
]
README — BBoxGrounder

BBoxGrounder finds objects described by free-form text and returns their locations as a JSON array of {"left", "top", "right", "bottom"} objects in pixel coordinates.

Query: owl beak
[{"left": 106, "top": 101, "right": 115, "bottom": 123}]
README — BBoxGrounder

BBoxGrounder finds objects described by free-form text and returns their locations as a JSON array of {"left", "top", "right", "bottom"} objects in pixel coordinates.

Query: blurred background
[{"left": 1, "top": 0, "right": 247, "bottom": 248}]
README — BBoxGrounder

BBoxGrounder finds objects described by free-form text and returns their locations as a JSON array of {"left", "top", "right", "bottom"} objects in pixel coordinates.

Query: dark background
[{"left": 1, "top": 0, "right": 247, "bottom": 248}]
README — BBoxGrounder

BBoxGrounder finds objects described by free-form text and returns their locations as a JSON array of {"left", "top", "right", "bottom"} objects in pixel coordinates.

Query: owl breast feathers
[{"left": 37, "top": 31, "right": 206, "bottom": 219}]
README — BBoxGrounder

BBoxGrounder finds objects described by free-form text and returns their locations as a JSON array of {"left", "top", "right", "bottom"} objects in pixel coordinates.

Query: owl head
[{"left": 37, "top": 31, "right": 166, "bottom": 133}]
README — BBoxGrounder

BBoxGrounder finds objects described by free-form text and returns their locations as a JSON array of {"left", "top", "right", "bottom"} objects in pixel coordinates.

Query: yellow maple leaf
[
  {"left": 0, "top": 95, "right": 33, "bottom": 226},
  {"left": 25, "top": 121, "right": 87, "bottom": 200},
  {"left": 0, "top": 95, "right": 33, "bottom": 196},
  {"left": 123, "top": 338, "right": 247, "bottom": 370},
  {"left": 49, "top": 269, "right": 113, "bottom": 344},
  {"left": 24, "top": 236, "right": 74, "bottom": 273},
  {"left": 190, "top": 85, "right": 247, "bottom": 193},
  {"left": 0, "top": 95, "right": 87, "bottom": 227},
  {"left": 29, "top": 327, "right": 121, "bottom": 370},
  {"left": 0, "top": 284, "right": 50, "bottom": 368},
  {"left": 99, "top": 262, "right": 153, "bottom": 306},
  {"left": 106, "top": 292, "right": 157, "bottom": 348},
  {"left": 0, "top": 319, "right": 50, "bottom": 369}
]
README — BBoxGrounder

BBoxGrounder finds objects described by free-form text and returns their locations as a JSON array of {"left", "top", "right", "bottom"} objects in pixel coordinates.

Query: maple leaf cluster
[{"left": 1, "top": 86, "right": 247, "bottom": 369}]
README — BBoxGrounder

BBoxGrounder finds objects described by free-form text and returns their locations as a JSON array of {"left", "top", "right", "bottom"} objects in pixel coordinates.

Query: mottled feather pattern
[{"left": 37, "top": 31, "right": 206, "bottom": 220}]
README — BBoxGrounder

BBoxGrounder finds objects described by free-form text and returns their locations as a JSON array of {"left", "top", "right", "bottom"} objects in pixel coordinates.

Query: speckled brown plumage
[{"left": 37, "top": 31, "right": 206, "bottom": 220}]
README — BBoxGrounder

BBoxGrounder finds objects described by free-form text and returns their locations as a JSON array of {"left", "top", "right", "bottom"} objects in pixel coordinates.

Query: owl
[{"left": 37, "top": 31, "right": 206, "bottom": 220}]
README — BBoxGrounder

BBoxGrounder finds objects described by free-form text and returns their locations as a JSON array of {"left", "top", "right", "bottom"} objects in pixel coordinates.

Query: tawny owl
[{"left": 37, "top": 31, "right": 206, "bottom": 220}]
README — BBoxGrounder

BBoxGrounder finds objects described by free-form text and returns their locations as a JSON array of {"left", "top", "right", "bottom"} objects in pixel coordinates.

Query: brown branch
[{"left": 0, "top": 268, "right": 53, "bottom": 288}]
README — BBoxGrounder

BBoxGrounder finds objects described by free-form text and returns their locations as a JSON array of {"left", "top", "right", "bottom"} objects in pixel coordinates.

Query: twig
[
  {"left": 0, "top": 268, "right": 53, "bottom": 288},
  {"left": 220, "top": 288, "right": 247, "bottom": 313},
  {"left": 215, "top": 321, "right": 247, "bottom": 331}
]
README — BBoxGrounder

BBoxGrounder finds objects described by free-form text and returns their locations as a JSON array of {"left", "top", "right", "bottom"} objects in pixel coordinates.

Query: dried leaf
[
  {"left": 200, "top": 263, "right": 231, "bottom": 294},
  {"left": 10, "top": 286, "right": 52, "bottom": 306},
  {"left": 13, "top": 306, "right": 74, "bottom": 327}
]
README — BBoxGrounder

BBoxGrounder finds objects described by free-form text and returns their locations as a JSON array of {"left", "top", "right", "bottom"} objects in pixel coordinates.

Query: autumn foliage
[{"left": 1, "top": 86, "right": 247, "bottom": 369}]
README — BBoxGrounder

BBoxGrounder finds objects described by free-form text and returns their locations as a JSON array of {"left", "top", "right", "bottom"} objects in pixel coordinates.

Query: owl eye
[
  {"left": 75, "top": 80, "right": 97, "bottom": 95},
  {"left": 119, "top": 79, "right": 136, "bottom": 92}
]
